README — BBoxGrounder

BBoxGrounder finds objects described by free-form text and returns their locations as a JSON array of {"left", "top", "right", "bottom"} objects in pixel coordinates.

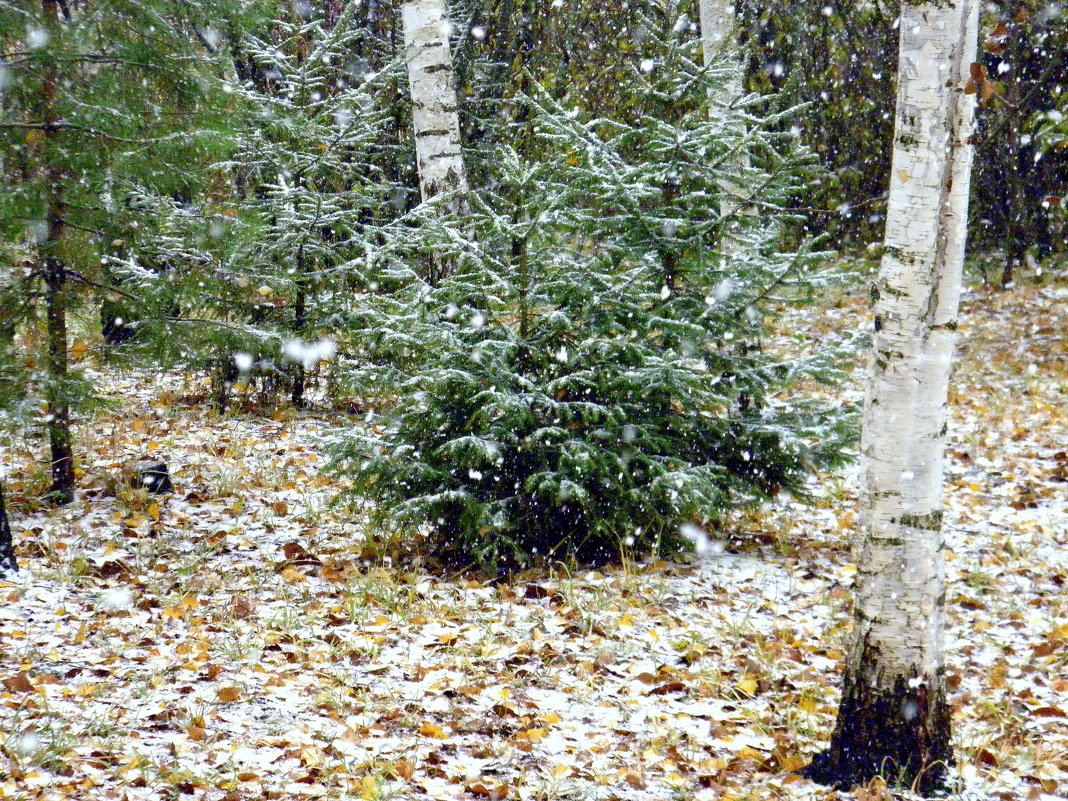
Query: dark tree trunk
[
  {"left": 41, "top": 0, "right": 75, "bottom": 505},
  {"left": 0, "top": 483, "right": 16, "bottom": 572},
  {"left": 802, "top": 633, "right": 953, "bottom": 794},
  {"left": 291, "top": 246, "right": 308, "bottom": 408}
]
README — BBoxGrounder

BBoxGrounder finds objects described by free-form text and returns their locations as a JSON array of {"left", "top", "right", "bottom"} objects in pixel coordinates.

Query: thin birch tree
[
  {"left": 698, "top": 0, "right": 738, "bottom": 75},
  {"left": 804, "top": 0, "right": 979, "bottom": 793},
  {"left": 402, "top": 0, "right": 469, "bottom": 282},
  {"left": 699, "top": 0, "right": 747, "bottom": 249}
]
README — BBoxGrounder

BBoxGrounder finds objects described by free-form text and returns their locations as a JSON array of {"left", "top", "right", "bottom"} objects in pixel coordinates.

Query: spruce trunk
[
  {"left": 41, "top": 0, "right": 75, "bottom": 505},
  {"left": 402, "top": 0, "right": 469, "bottom": 282},
  {"left": 804, "top": 1, "right": 978, "bottom": 793},
  {"left": 291, "top": 245, "right": 308, "bottom": 408}
]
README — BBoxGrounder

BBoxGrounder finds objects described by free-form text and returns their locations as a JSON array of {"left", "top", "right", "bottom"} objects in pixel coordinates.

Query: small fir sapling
[{"left": 327, "top": 12, "right": 858, "bottom": 571}]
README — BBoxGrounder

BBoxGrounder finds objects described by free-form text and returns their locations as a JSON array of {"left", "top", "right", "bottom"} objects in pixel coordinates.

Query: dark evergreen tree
[
  {"left": 0, "top": 0, "right": 240, "bottom": 501},
  {"left": 327, "top": 9, "right": 858, "bottom": 571}
]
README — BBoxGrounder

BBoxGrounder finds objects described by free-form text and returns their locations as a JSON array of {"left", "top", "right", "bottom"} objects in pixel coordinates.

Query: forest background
[{"left": 0, "top": 1, "right": 1067, "bottom": 800}]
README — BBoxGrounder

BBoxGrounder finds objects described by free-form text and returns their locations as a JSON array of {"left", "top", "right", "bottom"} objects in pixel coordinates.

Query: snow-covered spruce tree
[
  {"left": 327, "top": 14, "right": 857, "bottom": 570},
  {"left": 107, "top": 3, "right": 395, "bottom": 410}
]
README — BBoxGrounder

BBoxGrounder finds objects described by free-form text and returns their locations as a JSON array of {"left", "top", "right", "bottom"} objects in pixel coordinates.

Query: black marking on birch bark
[{"left": 899, "top": 511, "right": 943, "bottom": 530}]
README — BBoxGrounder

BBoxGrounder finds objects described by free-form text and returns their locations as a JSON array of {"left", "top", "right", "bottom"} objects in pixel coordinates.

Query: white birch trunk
[
  {"left": 402, "top": 0, "right": 469, "bottom": 214},
  {"left": 859, "top": 0, "right": 978, "bottom": 695},
  {"left": 699, "top": 0, "right": 737, "bottom": 71},
  {"left": 808, "top": 0, "right": 979, "bottom": 792},
  {"left": 699, "top": 0, "right": 746, "bottom": 250}
]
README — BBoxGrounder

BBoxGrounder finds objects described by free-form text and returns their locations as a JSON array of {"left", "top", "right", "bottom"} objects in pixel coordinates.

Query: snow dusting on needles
[
  {"left": 26, "top": 26, "right": 48, "bottom": 49},
  {"left": 200, "top": 26, "right": 222, "bottom": 50},
  {"left": 680, "top": 523, "right": 722, "bottom": 558},
  {"left": 283, "top": 338, "right": 337, "bottom": 369}
]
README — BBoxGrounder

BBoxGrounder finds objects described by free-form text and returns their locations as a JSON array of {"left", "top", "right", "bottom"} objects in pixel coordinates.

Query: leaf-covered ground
[{"left": 2, "top": 273, "right": 1066, "bottom": 801}]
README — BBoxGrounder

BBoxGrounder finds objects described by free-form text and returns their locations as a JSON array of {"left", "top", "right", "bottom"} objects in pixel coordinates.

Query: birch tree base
[{"left": 802, "top": 633, "right": 954, "bottom": 795}]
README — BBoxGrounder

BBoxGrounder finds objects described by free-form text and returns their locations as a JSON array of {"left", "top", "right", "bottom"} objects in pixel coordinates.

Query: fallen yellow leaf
[
  {"left": 736, "top": 676, "right": 759, "bottom": 696},
  {"left": 280, "top": 566, "right": 306, "bottom": 583},
  {"left": 418, "top": 722, "right": 447, "bottom": 739},
  {"left": 217, "top": 686, "right": 241, "bottom": 703}
]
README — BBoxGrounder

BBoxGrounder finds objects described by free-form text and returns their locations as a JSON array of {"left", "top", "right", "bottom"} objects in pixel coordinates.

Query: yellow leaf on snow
[
  {"left": 736, "top": 676, "right": 759, "bottom": 697},
  {"left": 280, "top": 566, "right": 306, "bottom": 583},
  {"left": 359, "top": 775, "right": 379, "bottom": 800},
  {"left": 513, "top": 728, "right": 546, "bottom": 743},
  {"left": 217, "top": 686, "right": 241, "bottom": 703},
  {"left": 418, "top": 722, "right": 447, "bottom": 739}
]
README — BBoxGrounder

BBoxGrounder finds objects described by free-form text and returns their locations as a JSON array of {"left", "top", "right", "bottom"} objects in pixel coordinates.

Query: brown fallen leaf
[
  {"left": 1033, "top": 706, "right": 1067, "bottom": 718},
  {"left": 392, "top": 758, "right": 415, "bottom": 781},
  {"left": 467, "top": 781, "right": 509, "bottom": 798},
  {"left": 2, "top": 671, "right": 34, "bottom": 693},
  {"left": 229, "top": 593, "right": 256, "bottom": 619}
]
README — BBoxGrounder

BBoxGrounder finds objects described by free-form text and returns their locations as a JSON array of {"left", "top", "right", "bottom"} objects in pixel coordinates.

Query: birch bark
[
  {"left": 402, "top": 0, "right": 469, "bottom": 281},
  {"left": 698, "top": 0, "right": 738, "bottom": 74},
  {"left": 699, "top": 0, "right": 745, "bottom": 249},
  {"left": 805, "top": 0, "right": 979, "bottom": 793}
]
